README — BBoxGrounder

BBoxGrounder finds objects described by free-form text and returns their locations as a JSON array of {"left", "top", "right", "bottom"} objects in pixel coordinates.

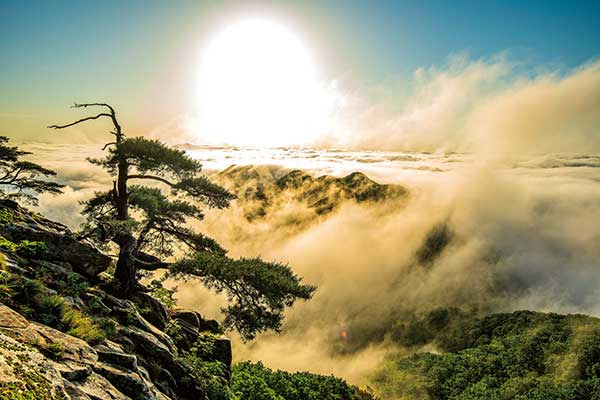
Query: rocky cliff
[{"left": 0, "top": 199, "right": 230, "bottom": 399}]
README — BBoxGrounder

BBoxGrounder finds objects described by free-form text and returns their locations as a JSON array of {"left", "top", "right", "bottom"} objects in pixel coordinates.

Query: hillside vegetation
[
  {"left": 231, "top": 361, "right": 376, "bottom": 400},
  {"left": 371, "top": 309, "right": 600, "bottom": 399}
]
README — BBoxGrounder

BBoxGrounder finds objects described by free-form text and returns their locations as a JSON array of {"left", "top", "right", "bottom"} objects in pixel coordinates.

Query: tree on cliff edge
[
  {"left": 0, "top": 136, "right": 64, "bottom": 204},
  {"left": 49, "top": 103, "right": 315, "bottom": 340}
]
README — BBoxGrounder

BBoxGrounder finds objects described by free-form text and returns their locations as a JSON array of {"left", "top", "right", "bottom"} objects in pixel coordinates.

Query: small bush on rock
[{"left": 62, "top": 308, "right": 105, "bottom": 345}]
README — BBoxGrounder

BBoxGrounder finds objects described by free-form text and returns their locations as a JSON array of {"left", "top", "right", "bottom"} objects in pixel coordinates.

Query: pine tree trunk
[
  {"left": 114, "top": 142, "right": 135, "bottom": 294},
  {"left": 116, "top": 156, "right": 128, "bottom": 220},
  {"left": 114, "top": 233, "right": 138, "bottom": 294}
]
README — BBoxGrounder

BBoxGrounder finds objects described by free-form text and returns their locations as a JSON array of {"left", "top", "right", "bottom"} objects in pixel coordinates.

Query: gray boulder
[
  {"left": 1, "top": 223, "right": 111, "bottom": 278},
  {"left": 131, "top": 291, "right": 169, "bottom": 330},
  {"left": 172, "top": 309, "right": 200, "bottom": 328},
  {"left": 95, "top": 344, "right": 138, "bottom": 370},
  {"left": 118, "top": 326, "right": 177, "bottom": 367},
  {"left": 93, "top": 362, "right": 152, "bottom": 399}
]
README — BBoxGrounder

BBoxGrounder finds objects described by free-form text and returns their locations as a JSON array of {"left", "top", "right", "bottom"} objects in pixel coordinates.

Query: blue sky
[
  {"left": 3, "top": 1, "right": 598, "bottom": 79},
  {"left": 1, "top": 0, "right": 599, "bottom": 143},
  {"left": 311, "top": 0, "right": 600, "bottom": 75}
]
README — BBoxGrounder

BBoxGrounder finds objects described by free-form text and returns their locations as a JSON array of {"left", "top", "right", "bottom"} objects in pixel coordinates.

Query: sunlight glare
[{"left": 197, "top": 18, "right": 335, "bottom": 147}]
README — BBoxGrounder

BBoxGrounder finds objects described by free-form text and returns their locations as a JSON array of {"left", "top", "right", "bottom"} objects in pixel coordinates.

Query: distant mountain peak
[{"left": 214, "top": 165, "right": 408, "bottom": 223}]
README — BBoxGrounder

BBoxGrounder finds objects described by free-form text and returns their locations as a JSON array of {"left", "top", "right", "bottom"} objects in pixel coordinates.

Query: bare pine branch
[{"left": 48, "top": 113, "right": 112, "bottom": 129}]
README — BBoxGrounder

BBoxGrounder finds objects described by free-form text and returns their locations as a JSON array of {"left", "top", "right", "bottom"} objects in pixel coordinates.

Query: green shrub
[
  {"left": 44, "top": 342, "right": 64, "bottom": 360},
  {"left": 0, "top": 238, "right": 49, "bottom": 259},
  {"left": 0, "top": 208, "right": 20, "bottom": 225},
  {"left": 92, "top": 316, "right": 117, "bottom": 337},
  {"left": 166, "top": 320, "right": 184, "bottom": 347},
  {"left": 149, "top": 279, "right": 176, "bottom": 309},
  {"left": 65, "top": 272, "right": 88, "bottom": 297},
  {"left": 0, "top": 270, "right": 16, "bottom": 301},
  {"left": 579, "top": 331, "right": 600, "bottom": 379},
  {"left": 15, "top": 241, "right": 48, "bottom": 259},
  {"left": 231, "top": 361, "right": 374, "bottom": 400},
  {"left": 61, "top": 308, "right": 105, "bottom": 345},
  {"left": 178, "top": 335, "right": 233, "bottom": 400},
  {"left": 0, "top": 236, "right": 17, "bottom": 253},
  {"left": 12, "top": 282, "right": 106, "bottom": 345},
  {"left": 18, "top": 279, "right": 44, "bottom": 302},
  {"left": 36, "top": 294, "right": 65, "bottom": 326}
]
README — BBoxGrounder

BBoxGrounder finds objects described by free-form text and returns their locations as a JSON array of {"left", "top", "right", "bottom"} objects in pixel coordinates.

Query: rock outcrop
[
  {"left": 0, "top": 199, "right": 111, "bottom": 278},
  {"left": 0, "top": 200, "right": 231, "bottom": 399}
]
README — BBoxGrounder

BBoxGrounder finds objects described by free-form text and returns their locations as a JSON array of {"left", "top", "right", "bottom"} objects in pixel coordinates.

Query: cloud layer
[
  {"left": 166, "top": 151, "right": 599, "bottom": 385},
  {"left": 318, "top": 57, "right": 600, "bottom": 154},
  {"left": 14, "top": 55, "right": 600, "bottom": 392}
]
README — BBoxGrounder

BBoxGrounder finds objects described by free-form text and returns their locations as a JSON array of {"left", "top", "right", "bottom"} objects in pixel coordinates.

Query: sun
[{"left": 197, "top": 18, "right": 334, "bottom": 147}]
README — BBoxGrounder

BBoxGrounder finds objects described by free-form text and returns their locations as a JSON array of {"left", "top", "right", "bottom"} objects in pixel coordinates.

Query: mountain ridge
[{"left": 214, "top": 165, "right": 408, "bottom": 223}]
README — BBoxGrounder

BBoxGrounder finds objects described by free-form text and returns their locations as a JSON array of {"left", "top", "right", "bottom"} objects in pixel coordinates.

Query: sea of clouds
[
  {"left": 12, "top": 54, "right": 600, "bottom": 386},
  {"left": 22, "top": 143, "right": 600, "bottom": 385}
]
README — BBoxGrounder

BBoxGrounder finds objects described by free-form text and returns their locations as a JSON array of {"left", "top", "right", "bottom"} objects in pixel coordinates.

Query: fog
[
  {"left": 25, "top": 144, "right": 600, "bottom": 387},
  {"left": 190, "top": 154, "right": 599, "bottom": 385},
  {"left": 16, "top": 55, "right": 600, "bottom": 389}
]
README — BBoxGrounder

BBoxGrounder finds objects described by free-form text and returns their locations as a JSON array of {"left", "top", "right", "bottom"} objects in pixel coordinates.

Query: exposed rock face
[
  {"left": 0, "top": 200, "right": 111, "bottom": 278},
  {"left": 0, "top": 278, "right": 231, "bottom": 399},
  {"left": 131, "top": 291, "right": 169, "bottom": 330},
  {"left": 95, "top": 344, "right": 138, "bottom": 370},
  {"left": 0, "top": 330, "right": 68, "bottom": 398},
  {"left": 118, "top": 325, "right": 175, "bottom": 367},
  {"left": 0, "top": 303, "right": 173, "bottom": 399},
  {"left": 0, "top": 200, "right": 232, "bottom": 399},
  {"left": 1, "top": 224, "right": 111, "bottom": 278},
  {"left": 172, "top": 310, "right": 200, "bottom": 328},
  {"left": 0, "top": 305, "right": 97, "bottom": 367}
]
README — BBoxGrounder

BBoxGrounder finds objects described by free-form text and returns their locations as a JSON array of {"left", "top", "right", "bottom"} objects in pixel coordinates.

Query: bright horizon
[{"left": 1, "top": 1, "right": 599, "bottom": 153}]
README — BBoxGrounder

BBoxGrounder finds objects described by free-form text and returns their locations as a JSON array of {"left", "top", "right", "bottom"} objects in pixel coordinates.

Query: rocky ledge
[{"left": 0, "top": 199, "right": 230, "bottom": 399}]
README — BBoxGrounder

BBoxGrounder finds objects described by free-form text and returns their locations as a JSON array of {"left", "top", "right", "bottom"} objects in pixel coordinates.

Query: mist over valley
[{"left": 24, "top": 144, "right": 600, "bottom": 387}]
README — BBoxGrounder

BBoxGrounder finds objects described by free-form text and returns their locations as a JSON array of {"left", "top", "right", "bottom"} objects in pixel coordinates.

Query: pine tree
[
  {"left": 49, "top": 103, "right": 315, "bottom": 339},
  {"left": 0, "top": 136, "right": 64, "bottom": 204}
]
